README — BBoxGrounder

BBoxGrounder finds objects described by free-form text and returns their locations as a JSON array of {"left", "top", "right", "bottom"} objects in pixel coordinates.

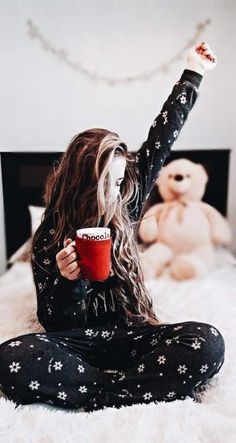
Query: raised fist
[{"left": 187, "top": 42, "right": 217, "bottom": 75}]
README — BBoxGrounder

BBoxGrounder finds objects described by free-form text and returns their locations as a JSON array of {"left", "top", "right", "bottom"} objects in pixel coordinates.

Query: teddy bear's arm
[
  {"left": 130, "top": 70, "right": 203, "bottom": 220},
  {"left": 138, "top": 203, "right": 163, "bottom": 243},
  {"left": 201, "top": 202, "right": 232, "bottom": 246}
]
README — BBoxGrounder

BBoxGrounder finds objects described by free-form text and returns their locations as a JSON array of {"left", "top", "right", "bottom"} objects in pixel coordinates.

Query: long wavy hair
[{"left": 31, "top": 128, "right": 162, "bottom": 326}]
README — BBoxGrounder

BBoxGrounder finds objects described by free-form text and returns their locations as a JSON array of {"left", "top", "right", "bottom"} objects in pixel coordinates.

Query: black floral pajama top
[{"left": 0, "top": 69, "right": 225, "bottom": 412}]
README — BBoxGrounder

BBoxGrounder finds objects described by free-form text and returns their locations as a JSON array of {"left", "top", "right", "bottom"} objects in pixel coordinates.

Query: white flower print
[
  {"left": 54, "top": 278, "right": 59, "bottom": 286},
  {"left": 146, "top": 148, "right": 150, "bottom": 157},
  {"left": 173, "top": 325, "right": 183, "bottom": 331},
  {"left": 155, "top": 141, "right": 161, "bottom": 150},
  {"left": 151, "top": 338, "right": 159, "bottom": 346},
  {"left": 191, "top": 339, "right": 201, "bottom": 350},
  {"left": 53, "top": 361, "right": 63, "bottom": 371},
  {"left": 180, "top": 94, "right": 187, "bottom": 104},
  {"left": 29, "top": 380, "right": 40, "bottom": 390},
  {"left": 118, "top": 374, "right": 126, "bottom": 381},
  {"left": 173, "top": 335, "right": 180, "bottom": 341},
  {"left": 127, "top": 330, "right": 134, "bottom": 335},
  {"left": 177, "top": 364, "right": 188, "bottom": 374},
  {"left": 200, "top": 364, "right": 209, "bottom": 374},
  {"left": 165, "top": 339, "right": 172, "bottom": 346},
  {"left": 78, "top": 385, "right": 87, "bottom": 393},
  {"left": 152, "top": 119, "right": 157, "bottom": 128},
  {"left": 173, "top": 130, "right": 179, "bottom": 138},
  {"left": 157, "top": 355, "right": 166, "bottom": 365},
  {"left": 162, "top": 110, "right": 168, "bottom": 125},
  {"left": 131, "top": 349, "right": 137, "bottom": 357},
  {"left": 57, "top": 391, "right": 67, "bottom": 400},
  {"left": 143, "top": 392, "right": 153, "bottom": 401},
  {"left": 101, "top": 330, "right": 110, "bottom": 339},
  {"left": 167, "top": 391, "right": 176, "bottom": 398},
  {"left": 47, "top": 306, "right": 52, "bottom": 316},
  {"left": 134, "top": 335, "right": 143, "bottom": 341},
  {"left": 8, "top": 341, "right": 22, "bottom": 347},
  {"left": 210, "top": 327, "right": 219, "bottom": 337},
  {"left": 37, "top": 282, "right": 45, "bottom": 292},
  {"left": 38, "top": 337, "right": 50, "bottom": 343},
  {"left": 85, "top": 329, "right": 94, "bottom": 337},
  {"left": 121, "top": 388, "right": 131, "bottom": 397},
  {"left": 137, "top": 364, "right": 145, "bottom": 373},
  {"left": 48, "top": 357, "right": 54, "bottom": 373},
  {"left": 199, "top": 336, "right": 206, "bottom": 342},
  {"left": 49, "top": 229, "right": 55, "bottom": 235},
  {"left": 9, "top": 362, "right": 21, "bottom": 373},
  {"left": 77, "top": 365, "right": 85, "bottom": 373},
  {"left": 43, "top": 258, "right": 51, "bottom": 266}
]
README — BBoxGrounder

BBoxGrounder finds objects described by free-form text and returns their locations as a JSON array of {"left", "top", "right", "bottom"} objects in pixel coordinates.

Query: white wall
[
  {"left": 0, "top": 0, "right": 236, "bottom": 272},
  {"left": 0, "top": 156, "right": 6, "bottom": 275}
]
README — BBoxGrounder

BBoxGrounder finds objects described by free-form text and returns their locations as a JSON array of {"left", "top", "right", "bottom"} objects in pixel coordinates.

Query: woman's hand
[
  {"left": 187, "top": 42, "right": 217, "bottom": 76},
  {"left": 56, "top": 238, "right": 81, "bottom": 281}
]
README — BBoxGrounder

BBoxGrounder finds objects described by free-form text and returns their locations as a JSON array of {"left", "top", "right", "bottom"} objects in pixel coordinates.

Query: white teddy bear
[{"left": 138, "top": 158, "right": 232, "bottom": 280}]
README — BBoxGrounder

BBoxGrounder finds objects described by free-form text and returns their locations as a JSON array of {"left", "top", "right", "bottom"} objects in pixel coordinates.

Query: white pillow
[
  {"left": 28, "top": 205, "right": 45, "bottom": 236},
  {"left": 8, "top": 238, "right": 32, "bottom": 264}
]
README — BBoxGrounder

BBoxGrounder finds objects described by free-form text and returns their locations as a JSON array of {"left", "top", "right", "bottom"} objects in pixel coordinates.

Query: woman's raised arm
[{"left": 131, "top": 42, "right": 217, "bottom": 219}]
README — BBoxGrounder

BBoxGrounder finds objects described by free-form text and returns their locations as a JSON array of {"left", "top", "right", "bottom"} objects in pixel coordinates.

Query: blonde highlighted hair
[{"left": 32, "top": 128, "right": 162, "bottom": 326}]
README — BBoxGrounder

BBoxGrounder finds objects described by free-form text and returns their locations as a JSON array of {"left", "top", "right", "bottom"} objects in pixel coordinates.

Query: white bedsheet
[{"left": 0, "top": 247, "right": 236, "bottom": 442}]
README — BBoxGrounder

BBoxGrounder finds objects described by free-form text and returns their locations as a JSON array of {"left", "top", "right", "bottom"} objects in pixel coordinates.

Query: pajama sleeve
[
  {"left": 31, "top": 218, "right": 91, "bottom": 332},
  {"left": 129, "top": 69, "right": 203, "bottom": 221}
]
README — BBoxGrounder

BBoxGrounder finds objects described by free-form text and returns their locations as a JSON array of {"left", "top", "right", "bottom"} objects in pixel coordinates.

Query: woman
[{"left": 0, "top": 42, "right": 225, "bottom": 412}]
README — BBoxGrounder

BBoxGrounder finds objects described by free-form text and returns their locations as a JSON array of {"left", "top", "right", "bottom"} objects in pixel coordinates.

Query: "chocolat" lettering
[{"left": 82, "top": 233, "right": 110, "bottom": 240}]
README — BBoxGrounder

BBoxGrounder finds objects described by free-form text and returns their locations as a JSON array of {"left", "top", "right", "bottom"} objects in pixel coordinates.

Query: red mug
[{"left": 75, "top": 236, "right": 112, "bottom": 281}]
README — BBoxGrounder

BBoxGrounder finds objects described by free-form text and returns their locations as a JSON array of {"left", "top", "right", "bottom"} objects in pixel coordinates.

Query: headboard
[
  {"left": 0, "top": 149, "right": 230, "bottom": 260},
  {"left": 1, "top": 152, "right": 63, "bottom": 259}
]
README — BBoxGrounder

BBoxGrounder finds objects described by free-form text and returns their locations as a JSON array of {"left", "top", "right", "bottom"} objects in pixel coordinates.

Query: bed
[
  {"left": 0, "top": 151, "right": 236, "bottom": 442},
  {"left": 0, "top": 233, "right": 236, "bottom": 442}
]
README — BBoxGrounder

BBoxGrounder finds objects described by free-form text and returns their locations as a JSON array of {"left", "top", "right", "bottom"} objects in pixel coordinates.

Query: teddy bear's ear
[{"left": 197, "top": 164, "right": 209, "bottom": 184}]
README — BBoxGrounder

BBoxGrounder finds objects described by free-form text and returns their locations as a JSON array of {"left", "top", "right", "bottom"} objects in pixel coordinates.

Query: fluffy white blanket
[{"left": 0, "top": 247, "right": 236, "bottom": 443}]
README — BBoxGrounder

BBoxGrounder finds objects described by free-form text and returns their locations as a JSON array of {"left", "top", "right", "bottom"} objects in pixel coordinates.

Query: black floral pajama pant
[{"left": 0, "top": 320, "right": 225, "bottom": 412}]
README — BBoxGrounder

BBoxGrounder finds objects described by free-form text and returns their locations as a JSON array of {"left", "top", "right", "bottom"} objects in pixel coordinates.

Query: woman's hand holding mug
[
  {"left": 56, "top": 229, "right": 112, "bottom": 282},
  {"left": 56, "top": 238, "right": 81, "bottom": 281}
]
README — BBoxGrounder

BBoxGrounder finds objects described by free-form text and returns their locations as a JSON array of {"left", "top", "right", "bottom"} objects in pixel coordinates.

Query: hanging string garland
[{"left": 26, "top": 18, "right": 211, "bottom": 86}]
